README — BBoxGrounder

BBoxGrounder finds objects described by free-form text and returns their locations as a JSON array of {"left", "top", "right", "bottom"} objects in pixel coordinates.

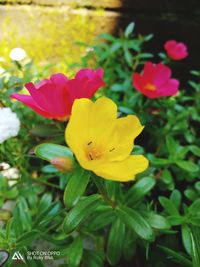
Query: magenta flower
[
  {"left": 11, "top": 68, "right": 105, "bottom": 121},
  {"left": 164, "top": 40, "right": 188, "bottom": 60},
  {"left": 132, "top": 62, "right": 179, "bottom": 99}
]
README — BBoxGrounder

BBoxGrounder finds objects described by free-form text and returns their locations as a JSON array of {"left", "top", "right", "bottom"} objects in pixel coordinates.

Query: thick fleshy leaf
[
  {"left": 64, "top": 169, "right": 90, "bottom": 209},
  {"left": 115, "top": 205, "right": 154, "bottom": 241},
  {"left": 107, "top": 219, "right": 125, "bottom": 265},
  {"left": 35, "top": 143, "right": 73, "bottom": 162},
  {"left": 125, "top": 177, "right": 156, "bottom": 205},
  {"left": 63, "top": 194, "right": 102, "bottom": 234}
]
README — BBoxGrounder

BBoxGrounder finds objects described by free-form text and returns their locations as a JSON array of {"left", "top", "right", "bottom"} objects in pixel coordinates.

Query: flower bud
[{"left": 51, "top": 157, "right": 74, "bottom": 173}]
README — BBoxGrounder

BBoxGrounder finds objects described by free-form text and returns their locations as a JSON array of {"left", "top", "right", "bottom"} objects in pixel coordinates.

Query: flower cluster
[
  {"left": 0, "top": 107, "right": 20, "bottom": 144},
  {"left": 11, "top": 68, "right": 104, "bottom": 121},
  {"left": 11, "top": 39, "right": 188, "bottom": 181}
]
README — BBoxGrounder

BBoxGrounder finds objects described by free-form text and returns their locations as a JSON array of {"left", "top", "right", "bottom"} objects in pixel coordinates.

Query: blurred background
[{"left": 0, "top": 0, "right": 199, "bottom": 77}]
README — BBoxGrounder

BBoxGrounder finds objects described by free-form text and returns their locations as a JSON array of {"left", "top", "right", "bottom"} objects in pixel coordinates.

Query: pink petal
[
  {"left": 164, "top": 40, "right": 177, "bottom": 51},
  {"left": 153, "top": 63, "right": 171, "bottom": 86},
  {"left": 50, "top": 73, "right": 69, "bottom": 87},
  {"left": 158, "top": 79, "right": 179, "bottom": 96},
  {"left": 67, "top": 68, "right": 105, "bottom": 104},
  {"left": 36, "top": 79, "right": 51, "bottom": 90},
  {"left": 25, "top": 79, "right": 70, "bottom": 117},
  {"left": 10, "top": 93, "right": 53, "bottom": 118},
  {"left": 66, "top": 77, "right": 104, "bottom": 103},
  {"left": 75, "top": 68, "right": 104, "bottom": 79},
  {"left": 132, "top": 73, "right": 144, "bottom": 91},
  {"left": 142, "top": 62, "right": 156, "bottom": 82}
]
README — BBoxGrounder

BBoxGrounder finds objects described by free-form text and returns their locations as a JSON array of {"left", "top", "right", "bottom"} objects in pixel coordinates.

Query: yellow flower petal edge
[
  {"left": 65, "top": 97, "right": 149, "bottom": 182},
  {"left": 93, "top": 155, "right": 149, "bottom": 182}
]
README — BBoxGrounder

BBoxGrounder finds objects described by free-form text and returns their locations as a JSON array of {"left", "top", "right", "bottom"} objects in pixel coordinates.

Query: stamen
[
  {"left": 87, "top": 141, "right": 92, "bottom": 145},
  {"left": 109, "top": 148, "right": 115, "bottom": 152},
  {"left": 89, "top": 153, "right": 93, "bottom": 160}
]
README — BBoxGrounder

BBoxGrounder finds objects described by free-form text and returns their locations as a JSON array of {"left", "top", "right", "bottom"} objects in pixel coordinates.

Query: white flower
[
  {"left": 0, "top": 162, "right": 10, "bottom": 170},
  {"left": 9, "top": 47, "right": 27, "bottom": 61},
  {"left": 0, "top": 162, "right": 20, "bottom": 186},
  {"left": 0, "top": 108, "right": 20, "bottom": 144},
  {"left": 86, "top": 47, "right": 94, "bottom": 53}
]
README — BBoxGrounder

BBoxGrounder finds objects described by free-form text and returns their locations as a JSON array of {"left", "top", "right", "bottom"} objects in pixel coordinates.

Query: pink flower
[
  {"left": 11, "top": 68, "right": 105, "bottom": 121},
  {"left": 132, "top": 62, "right": 179, "bottom": 99},
  {"left": 164, "top": 40, "right": 188, "bottom": 60}
]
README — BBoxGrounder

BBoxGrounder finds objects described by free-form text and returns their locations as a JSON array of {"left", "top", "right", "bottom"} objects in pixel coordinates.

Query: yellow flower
[{"left": 65, "top": 97, "right": 149, "bottom": 182}]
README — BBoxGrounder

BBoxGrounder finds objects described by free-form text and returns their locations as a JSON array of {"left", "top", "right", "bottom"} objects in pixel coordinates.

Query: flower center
[
  {"left": 85, "top": 141, "right": 115, "bottom": 161},
  {"left": 144, "top": 83, "right": 156, "bottom": 91}
]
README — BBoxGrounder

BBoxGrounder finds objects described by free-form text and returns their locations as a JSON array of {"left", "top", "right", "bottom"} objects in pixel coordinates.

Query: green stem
[
  {"left": 91, "top": 174, "right": 116, "bottom": 208},
  {"left": 33, "top": 178, "right": 61, "bottom": 189}
]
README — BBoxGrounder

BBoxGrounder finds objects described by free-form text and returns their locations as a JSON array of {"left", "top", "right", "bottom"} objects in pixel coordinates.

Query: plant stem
[{"left": 91, "top": 174, "right": 116, "bottom": 208}]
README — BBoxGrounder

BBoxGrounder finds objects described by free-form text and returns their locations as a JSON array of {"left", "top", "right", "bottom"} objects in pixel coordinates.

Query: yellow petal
[
  {"left": 92, "top": 155, "right": 149, "bottom": 182},
  {"left": 88, "top": 97, "right": 117, "bottom": 143},
  {"left": 65, "top": 98, "right": 92, "bottom": 162},
  {"left": 65, "top": 97, "right": 117, "bottom": 163},
  {"left": 103, "top": 115, "right": 144, "bottom": 161}
]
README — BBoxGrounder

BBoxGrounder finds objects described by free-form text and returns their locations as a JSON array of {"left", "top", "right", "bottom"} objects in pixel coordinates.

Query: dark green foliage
[{"left": 0, "top": 22, "right": 200, "bottom": 266}]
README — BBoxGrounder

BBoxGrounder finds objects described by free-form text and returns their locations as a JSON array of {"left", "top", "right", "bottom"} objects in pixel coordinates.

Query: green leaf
[
  {"left": 16, "top": 230, "right": 40, "bottom": 247},
  {"left": 15, "top": 197, "right": 32, "bottom": 232},
  {"left": 161, "top": 169, "right": 173, "bottom": 185},
  {"left": 170, "top": 190, "right": 182, "bottom": 210},
  {"left": 5, "top": 218, "right": 13, "bottom": 240},
  {"left": 184, "top": 189, "right": 198, "bottom": 201},
  {"left": 30, "top": 125, "right": 63, "bottom": 137},
  {"left": 64, "top": 169, "right": 90, "bottom": 209},
  {"left": 124, "top": 22, "right": 135, "bottom": 37},
  {"left": 41, "top": 165, "right": 58, "bottom": 173},
  {"left": 189, "top": 145, "right": 200, "bottom": 157},
  {"left": 182, "top": 225, "right": 192, "bottom": 255},
  {"left": 167, "top": 215, "right": 185, "bottom": 226},
  {"left": 6, "top": 188, "right": 19, "bottom": 199},
  {"left": 125, "top": 177, "right": 156, "bottom": 206},
  {"left": 115, "top": 206, "right": 154, "bottom": 241},
  {"left": 188, "top": 199, "right": 200, "bottom": 214},
  {"left": 88, "top": 206, "right": 115, "bottom": 231},
  {"left": 158, "top": 245, "right": 192, "bottom": 267},
  {"left": 191, "top": 226, "right": 200, "bottom": 267},
  {"left": 136, "top": 53, "right": 153, "bottom": 59},
  {"left": 166, "top": 136, "right": 177, "bottom": 155},
  {"left": 195, "top": 181, "right": 200, "bottom": 192},
  {"left": 147, "top": 213, "right": 171, "bottom": 230},
  {"left": 144, "top": 34, "right": 154, "bottom": 41},
  {"left": 83, "top": 250, "right": 104, "bottom": 267},
  {"left": 35, "top": 143, "right": 73, "bottom": 162},
  {"left": 176, "top": 161, "right": 199, "bottom": 172},
  {"left": 67, "top": 237, "right": 83, "bottom": 267},
  {"left": 190, "top": 217, "right": 200, "bottom": 227},
  {"left": 148, "top": 155, "right": 170, "bottom": 166},
  {"left": 124, "top": 49, "right": 133, "bottom": 67},
  {"left": 118, "top": 106, "right": 134, "bottom": 114},
  {"left": 159, "top": 196, "right": 179, "bottom": 215},
  {"left": 37, "top": 193, "right": 52, "bottom": 215},
  {"left": 99, "top": 33, "right": 116, "bottom": 42},
  {"left": 105, "top": 180, "right": 123, "bottom": 202},
  {"left": 107, "top": 219, "right": 125, "bottom": 265},
  {"left": 122, "top": 228, "right": 136, "bottom": 261},
  {"left": 63, "top": 194, "right": 102, "bottom": 234}
]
